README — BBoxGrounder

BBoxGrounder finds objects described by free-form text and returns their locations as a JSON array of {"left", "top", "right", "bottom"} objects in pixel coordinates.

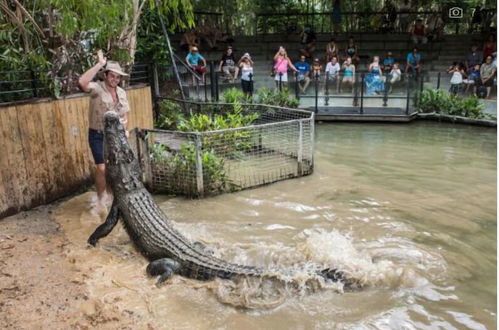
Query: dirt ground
[{"left": 0, "top": 198, "right": 144, "bottom": 330}]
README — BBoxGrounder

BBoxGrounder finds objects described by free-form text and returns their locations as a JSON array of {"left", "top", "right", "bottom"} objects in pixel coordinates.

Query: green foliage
[
  {"left": 256, "top": 88, "right": 299, "bottom": 108},
  {"left": 416, "top": 88, "right": 487, "bottom": 119},
  {"left": 155, "top": 99, "right": 186, "bottom": 130},
  {"left": 221, "top": 88, "right": 247, "bottom": 104}
]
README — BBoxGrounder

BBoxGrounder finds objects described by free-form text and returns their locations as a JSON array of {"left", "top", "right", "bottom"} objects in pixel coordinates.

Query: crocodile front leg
[
  {"left": 87, "top": 202, "right": 120, "bottom": 246},
  {"left": 147, "top": 258, "right": 181, "bottom": 285}
]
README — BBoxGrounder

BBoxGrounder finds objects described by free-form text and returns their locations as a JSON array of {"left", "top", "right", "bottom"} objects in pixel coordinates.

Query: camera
[{"left": 449, "top": 7, "right": 463, "bottom": 19}]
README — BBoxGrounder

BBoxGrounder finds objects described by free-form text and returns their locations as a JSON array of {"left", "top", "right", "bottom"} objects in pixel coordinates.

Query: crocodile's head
[{"left": 104, "top": 111, "right": 142, "bottom": 193}]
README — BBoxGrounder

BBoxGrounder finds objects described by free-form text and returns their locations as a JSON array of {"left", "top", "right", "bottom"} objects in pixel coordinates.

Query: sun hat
[
  {"left": 191, "top": 46, "right": 199, "bottom": 52},
  {"left": 105, "top": 61, "right": 128, "bottom": 76},
  {"left": 243, "top": 52, "right": 251, "bottom": 59}
]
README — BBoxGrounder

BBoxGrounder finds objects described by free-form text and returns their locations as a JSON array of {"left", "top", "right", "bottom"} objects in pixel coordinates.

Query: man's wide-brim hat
[{"left": 105, "top": 61, "right": 128, "bottom": 76}]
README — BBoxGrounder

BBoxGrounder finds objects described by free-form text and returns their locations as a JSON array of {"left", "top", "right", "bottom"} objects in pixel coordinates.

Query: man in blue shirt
[
  {"left": 185, "top": 46, "right": 207, "bottom": 85},
  {"left": 294, "top": 55, "right": 311, "bottom": 93},
  {"left": 382, "top": 51, "right": 395, "bottom": 71},
  {"left": 405, "top": 47, "right": 422, "bottom": 75}
]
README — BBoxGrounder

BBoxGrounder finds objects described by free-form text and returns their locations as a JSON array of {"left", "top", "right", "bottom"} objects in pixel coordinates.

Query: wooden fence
[{"left": 0, "top": 85, "right": 154, "bottom": 219}]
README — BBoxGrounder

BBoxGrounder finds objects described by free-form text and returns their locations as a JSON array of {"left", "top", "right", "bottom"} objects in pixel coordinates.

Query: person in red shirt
[
  {"left": 411, "top": 19, "right": 428, "bottom": 45},
  {"left": 483, "top": 33, "right": 497, "bottom": 59}
]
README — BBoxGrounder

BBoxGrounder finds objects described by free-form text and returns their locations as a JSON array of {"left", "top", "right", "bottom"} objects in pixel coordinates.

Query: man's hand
[{"left": 97, "top": 50, "right": 107, "bottom": 67}]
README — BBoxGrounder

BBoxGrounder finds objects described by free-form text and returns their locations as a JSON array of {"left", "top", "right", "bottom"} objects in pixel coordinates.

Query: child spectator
[
  {"left": 185, "top": 46, "right": 206, "bottom": 85},
  {"left": 447, "top": 62, "right": 465, "bottom": 96},
  {"left": 312, "top": 58, "right": 323, "bottom": 79},
  {"left": 388, "top": 63, "right": 402, "bottom": 93}
]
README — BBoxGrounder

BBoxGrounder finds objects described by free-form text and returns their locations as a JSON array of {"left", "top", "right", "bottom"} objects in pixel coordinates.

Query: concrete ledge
[{"left": 416, "top": 112, "right": 497, "bottom": 127}]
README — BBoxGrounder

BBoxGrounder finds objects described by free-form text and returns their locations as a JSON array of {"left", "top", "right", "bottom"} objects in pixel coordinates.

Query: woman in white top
[{"left": 239, "top": 53, "right": 254, "bottom": 98}]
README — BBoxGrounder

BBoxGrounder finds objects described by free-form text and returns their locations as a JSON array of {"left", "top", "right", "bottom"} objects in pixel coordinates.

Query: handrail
[{"left": 172, "top": 53, "right": 202, "bottom": 81}]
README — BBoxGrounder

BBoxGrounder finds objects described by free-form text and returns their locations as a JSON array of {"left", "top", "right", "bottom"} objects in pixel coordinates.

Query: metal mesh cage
[{"left": 136, "top": 100, "right": 314, "bottom": 197}]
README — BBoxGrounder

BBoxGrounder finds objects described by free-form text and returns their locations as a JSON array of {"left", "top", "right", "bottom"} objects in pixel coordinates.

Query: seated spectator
[
  {"left": 447, "top": 62, "right": 465, "bottom": 96},
  {"left": 480, "top": 55, "right": 497, "bottom": 99},
  {"left": 218, "top": 46, "right": 238, "bottom": 82},
  {"left": 294, "top": 55, "right": 311, "bottom": 93},
  {"left": 411, "top": 18, "right": 427, "bottom": 44},
  {"left": 463, "top": 64, "right": 481, "bottom": 95},
  {"left": 388, "top": 63, "right": 402, "bottom": 93},
  {"left": 381, "top": 51, "right": 395, "bottom": 72},
  {"left": 238, "top": 53, "right": 254, "bottom": 98},
  {"left": 325, "top": 56, "right": 341, "bottom": 93},
  {"left": 185, "top": 46, "right": 206, "bottom": 85},
  {"left": 405, "top": 47, "right": 422, "bottom": 76},
  {"left": 312, "top": 58, "right": 323, "bottom": 79},
  {"left": 299, "top": 26, "right": 317, "bottom": 58},
  {"left": 365, "top": 56, "right": 385, "bottom": 95},
  {"left": 341, "top": 57, "right": 356, "bottom": 93},
  {"left": 345, "top": 36, "right": 360, "bottom": 66},
  {"left": 180, "top": 29, "right": 200, "bottom": 51},
  {"left": 483, "top": 33, "right": 497, "bottom": 59},
  {"left": 326, "top": 38, "right": 338, "bottom": 62},
  {"left": 465, "top": 45, "right": 483, "bottom": 73}
]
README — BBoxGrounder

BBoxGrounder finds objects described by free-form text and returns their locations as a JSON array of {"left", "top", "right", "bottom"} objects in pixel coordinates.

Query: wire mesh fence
[{"left": 133, "top": 100, "right": 314, "bottom": 196}]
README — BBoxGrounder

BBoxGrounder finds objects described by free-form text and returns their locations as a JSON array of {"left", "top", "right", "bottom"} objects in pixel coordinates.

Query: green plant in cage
[
  {"left": 155, "top": 99, "right": 186, "bottom": 130},
  {"left": 221, "top": 87, "right": 247, "bottom": 104}
]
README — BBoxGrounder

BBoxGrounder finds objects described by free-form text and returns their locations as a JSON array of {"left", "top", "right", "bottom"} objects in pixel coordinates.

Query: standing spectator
[
  {"left": 299, "top": 26, "right": 317, "bottom": 58},
  {"left": 398, "top": 0, "right": 411, "bottom": 33},
  {"left": 331, "top": 0, "right": 342, "bottom": 35},
  {"left": 483, "top": 34, "right": 497, "bottom": 59},
  {"left": 365, "top": 56, "right": 385, "bottom": 95},
  {"left": 312, "top": 58, "right": 323, "bottom": 79},
  {"left": 218, "top": 46, "right": 238, "bottom": 82},
  {"left": 326, "top": 38, "right": 338, "bottom": 62},
  {"left": 325, "top": 56, "right": 341, "bottom": 93},
  {"left": 465, "top": 45, "right": 483, "bottom": 73},
  {"left": 294, "top": 55, "right": 311, "bottom": 93},
  {"left": 238, "top": 53, "right": 254, "bottom": 98},
  {"left": 480, "top": 55, "right": 496, "bottom": 99},
  {"left": 78, "top": 50, "right": 130, "bottom": 214},
  {"left": 411, "top": 18, "right": 428, "bottom": 45},
  {"left": 345, "top": 36, "right": 360, "bottom": 66},
  {"left": 382, "top": 51, "right": 395, "bottom": 72},
  {"left": 388, "top": 63, "right": 402, "bottom": 93},
  {"left": 274, "top": 46, "right": 298, "bottom": 89},
  {"left": 405, "top": 47, "right": 422, "bottom": 76},
  {"left": 185, "top": 46, "right": 207, "bottom": 85},
  {"left": 447, "top": 62, "right": 465, "bottom": 96},
  {"left": 341, "top": 57, "right": 356, "bottom": 93}
]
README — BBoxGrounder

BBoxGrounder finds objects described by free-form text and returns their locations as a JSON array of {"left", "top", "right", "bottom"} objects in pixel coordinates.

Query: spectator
[
  {"left": 398, "top": 0, "right": 411, "bottom": 33},
  {"left": 465, "top": 45, "right": 483, "bottom": 73},
  {"left": 299, "top": 26, "right": 317, "bottom": 58},
  {"left": 294, "top": 55, "right": 311, "bottom": 93},
  {"left": 447, "top": 62, "right": 465, "bottom": 96},
  {"left": 218, "top": 46, "right": 238, "bottom": 82},
  {"left": 238, "top": 53, "right": 254, "bottom": 98},
  {"left": 345, "top": 36, "right": 360, "bottom": 66},
  {"left": 326, "top": 38, "right": 338, "bottom": 62},
  {"left": 411, "top": 18, "right": 428, "bottom": 45},
  {"left": 365, "top": 56, "right": 385, "bottom": 95},
  {"left": 325, "top": 56, "right": 341, "bottom": 93},
  {"left": 274, "top": 46, "right": 298, "bottom": 89},
  {"left": 341, "top": 57, "right": 355, "bottom": 93},
  {"left": 463, "top": 64, "right": 480, "bottom": 95},
  {"left": 388, "top": 63, "right": 402, "bottom": 93},
  {"left": 185, "top": 46, "right": 207, "bottom": 85},
  {"left": 382, "top": 51, "right": 395, "bottom": 72},
  {"left": 480, "top": 55, "right": 496, "bottom": 99},
  {"left": 483, "top": 34, "right": 497, "bottom": 59},
  {"left": 312, "top": 58, "right": 323, "bottom": 79},
  {"left": 405, "top": 47, "right": 422, "bottom": 76}
]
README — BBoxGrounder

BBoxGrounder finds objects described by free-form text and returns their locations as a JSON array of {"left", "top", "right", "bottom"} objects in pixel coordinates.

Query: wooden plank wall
[{"left": 0, "top": 85, "right": 153, "bottom": 218}]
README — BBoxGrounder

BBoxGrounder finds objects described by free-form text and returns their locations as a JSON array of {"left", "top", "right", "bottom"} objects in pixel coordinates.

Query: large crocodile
[{"left": 88, "top": 111, "right": 349, "bottom": 286}]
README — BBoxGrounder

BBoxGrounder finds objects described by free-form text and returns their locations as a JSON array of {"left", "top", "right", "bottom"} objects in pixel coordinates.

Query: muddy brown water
[{"left": 54, "top": 121, "right": 496, "bottom": 329}]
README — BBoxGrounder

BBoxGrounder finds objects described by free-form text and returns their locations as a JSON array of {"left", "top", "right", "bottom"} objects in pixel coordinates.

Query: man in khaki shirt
[{"left": 78, "top": 50, "right": 130, "bottom": 212}]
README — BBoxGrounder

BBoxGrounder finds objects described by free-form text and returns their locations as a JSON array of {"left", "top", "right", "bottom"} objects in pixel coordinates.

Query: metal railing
[{"left": 134, "top": 98, "right": 314, "bottom": 196}]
